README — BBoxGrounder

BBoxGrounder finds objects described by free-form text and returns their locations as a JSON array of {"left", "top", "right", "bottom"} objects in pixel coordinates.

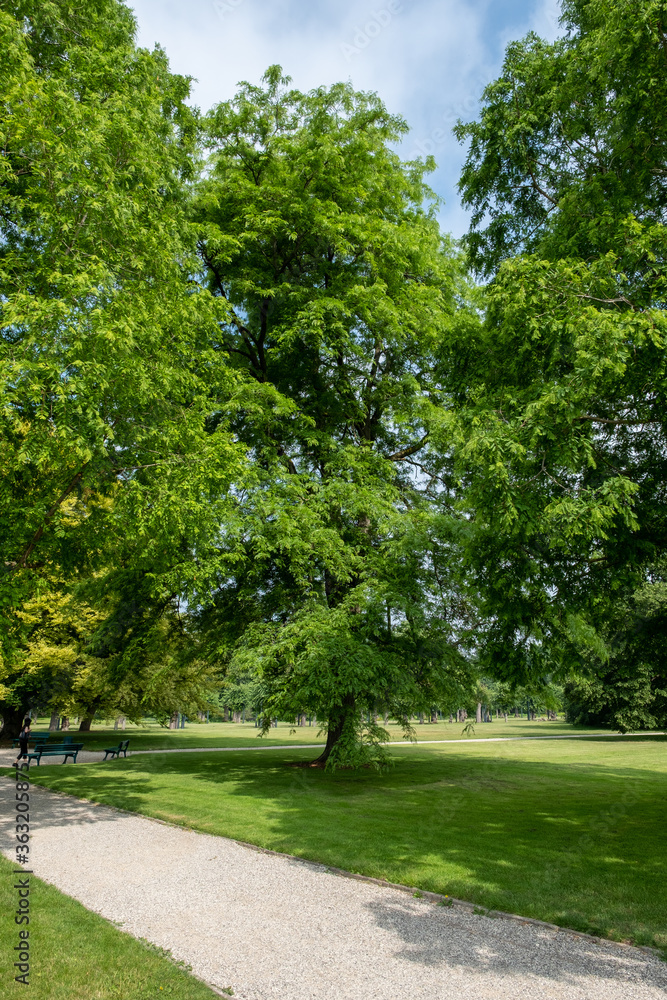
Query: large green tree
[
  {"left": 0, "top": 0, "right": 244, "bottom": 735},
  {"left": 191, "top": 68, "right": 479, "bottom": 765},
  {"left": 450, "top": 0, "right": 667, "bottom": 702}
]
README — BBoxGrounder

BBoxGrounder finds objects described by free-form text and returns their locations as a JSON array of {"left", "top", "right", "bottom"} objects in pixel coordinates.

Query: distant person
[{"left": 13, "top": 717, "right": 31, "bottom": 766}]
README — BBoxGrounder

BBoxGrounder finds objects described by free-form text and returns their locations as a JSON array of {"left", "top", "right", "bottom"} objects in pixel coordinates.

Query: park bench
[
  {"left": 26, "top": 743, "right": 84, "bottom": 765},
  {"left": 11, "top": 731, "right": 52, "bottom": 748},
  {"left": 12, "top": 732, "right": 76, "bottom": 748},
  {"left": 103, "top": 739, "right": 130, "bottom": 760}
]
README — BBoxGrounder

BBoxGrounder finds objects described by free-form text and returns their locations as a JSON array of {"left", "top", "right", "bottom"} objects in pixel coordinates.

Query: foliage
[
  {"left": 0, "top": 0, "right": 245, "bottom": 732},
  {"left": 191, "top": 67, "right": 481, "bottom": 761},
  {"left": 456, "top": 0, "right": 667, "bottom": 275},
  {"left": 564, "top": 578, "right": 667, "bottom": 730},
  {"left": 322, "top": 716, "right": 392, "bottom": 772},
  {"left": 6, "top": 560, "right": 223, "bottom": 726},
  {"left": 451, "top": 0, "right": 667, "bottom": 694}
]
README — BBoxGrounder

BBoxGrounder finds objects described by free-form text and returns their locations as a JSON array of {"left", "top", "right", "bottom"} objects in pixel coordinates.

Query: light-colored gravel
[{"left": 1, "top": 779, "right": 665, "bottom": 1000}]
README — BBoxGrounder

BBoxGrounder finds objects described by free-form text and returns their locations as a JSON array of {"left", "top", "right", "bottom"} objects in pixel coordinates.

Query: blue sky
[{"left": 127, "top": 0, "right": 563, "bottom": 237}]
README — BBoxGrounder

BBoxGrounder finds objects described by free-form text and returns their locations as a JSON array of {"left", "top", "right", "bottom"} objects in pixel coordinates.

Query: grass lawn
[
  {"left": 20, "top": 733, "right": 667, "bottom": 953},
  {"left": 0, "top": 852, "right": 223, "bottom": 999},
  {"left": 6, "top": 715, "right": 631, "bottom": 752}
]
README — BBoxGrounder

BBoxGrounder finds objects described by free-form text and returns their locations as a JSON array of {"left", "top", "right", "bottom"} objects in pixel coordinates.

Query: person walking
[{"left": 13, "top": 717, "right": 32, "bottom": 767}]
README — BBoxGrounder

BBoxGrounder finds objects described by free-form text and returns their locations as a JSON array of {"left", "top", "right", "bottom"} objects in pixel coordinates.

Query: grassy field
[
  {"left": 0, "top": 852, "right": 223, "bottom": 999},
  {"left": 6, "top": 715, "right": 628, "bottom": 752},
  {"left": 22, "top": 732, "right": 667, "bottom": 953}
]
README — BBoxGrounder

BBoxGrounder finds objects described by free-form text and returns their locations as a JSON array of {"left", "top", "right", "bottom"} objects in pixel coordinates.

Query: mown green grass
[
  {"left": 0, "top": 852, "right": 223, "bottom": 999},
  {"left": 9, "top": 716, "right": 626, "bottom": 752},
  {"left": 25, "top": 734, "right": 667, "bottom": 953}
]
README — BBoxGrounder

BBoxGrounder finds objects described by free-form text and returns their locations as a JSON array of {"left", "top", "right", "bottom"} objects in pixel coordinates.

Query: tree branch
[{"left": 388, "top": 434, "right": 430, "bottom": 462}]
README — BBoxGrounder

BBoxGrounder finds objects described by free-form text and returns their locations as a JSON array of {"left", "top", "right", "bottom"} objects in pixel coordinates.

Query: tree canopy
[
  {"left": 452, "top": 0, "right": 667, "bottom": 718},
  {"left": 191, "top": 68, "right": 480, "bottom": 765},
  {"left": 0, "top": 0, "right": 244, "bottom": 735}
]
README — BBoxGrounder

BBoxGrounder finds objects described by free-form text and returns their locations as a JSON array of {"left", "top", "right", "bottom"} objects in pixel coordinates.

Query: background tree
[
  {"left": 0, "top": 0, "right": 245, "bottom": 735},
  {"left": 449, "top": 0, "right": 667, "bottom": 695},
  {"left": 192, "top": 68, "right": 480, "bottom": 766},
  {"left": 564, "top": 574, "right": 667, "bottom": 731}
]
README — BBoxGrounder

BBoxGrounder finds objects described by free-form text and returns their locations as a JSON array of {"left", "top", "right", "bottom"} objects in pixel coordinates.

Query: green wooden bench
[
  {"left": 26, "top": 743, "right": 84, "bottom": 765},
  {"left": 13, "top": 732, "right": 76, "bottom": 748},
  {"left": 103, "top": 739, "right": 130, "bottom": 760},
  {"left": 11, "top": 731, "right": 52, "bottom": 748}
]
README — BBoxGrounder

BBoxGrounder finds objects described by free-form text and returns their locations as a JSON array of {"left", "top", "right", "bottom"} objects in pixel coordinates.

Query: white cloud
[{"left": 127, "top": 0, "right": 564, "bottom": 236}]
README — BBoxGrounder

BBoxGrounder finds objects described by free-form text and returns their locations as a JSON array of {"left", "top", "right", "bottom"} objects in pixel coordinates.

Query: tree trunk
[
  {"left": 61, "top": 716, "right": 70, "bottom": 731},
  {"left": 310, "top": 695, "right": 355, "bottom": 766},
  {"left": 0, "top": 703, "right": 28, "bottom": 741},
  {"left": 169, "top": 712, "right": 178, "bottom": 730},
  {"left": 476, "top": 702, "right": 482, "bottom": 724},
  {"left": 49, "top": 713, "right": 60, "bottom": 731},
  {"left": 78, "top": 716, "right": 93, "bottom": 732}
]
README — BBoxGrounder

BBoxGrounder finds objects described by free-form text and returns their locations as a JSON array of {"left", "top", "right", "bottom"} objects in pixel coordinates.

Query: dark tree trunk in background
[
  {"left": 169, "top": 712, "right": 178, "bottom": 730},
  {"left": 0, "top": 703, "right": 28, "bottom": 741},
  {"left": 78, "top": 717, "right": 93, "bottom": 732},
  {"left": 476, "top": 702, "right": 482, "bottom": 724},
  {"left": 49, "top": 713, "right": 60, "bottom": 731},
  {"left": 60, "top": 716, "right": 69, "bottom": 731}
]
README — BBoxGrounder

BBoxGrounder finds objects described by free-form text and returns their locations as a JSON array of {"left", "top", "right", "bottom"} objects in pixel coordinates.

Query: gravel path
[{"left": 1, "top": 780, "right": 665, "bottom": 1000}]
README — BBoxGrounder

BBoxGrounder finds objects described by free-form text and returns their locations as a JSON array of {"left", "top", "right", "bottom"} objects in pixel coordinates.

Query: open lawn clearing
[
  {"left": 6, "top": 717, "right": 633, "bottom": 753},
  {"left": 1, "top": 779, "right": 665, "bottom": 1000},
  {"left": 22, "top": 736, "right": 667, "bottom": 952},
  {"left": 0, "top": 850, "right": 221, "bottom": 999}
]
